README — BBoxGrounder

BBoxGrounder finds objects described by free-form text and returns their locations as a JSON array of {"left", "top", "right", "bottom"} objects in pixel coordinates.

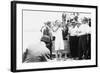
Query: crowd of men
[
  {"left": 23, "top": 12, "right": 91, "bottom": 63},
  {"left": 40, "top": 12, "right": 91, "bottom": 60}
]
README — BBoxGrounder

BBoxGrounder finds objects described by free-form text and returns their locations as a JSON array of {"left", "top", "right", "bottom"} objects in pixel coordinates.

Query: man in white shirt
[
  {"left": 77, "top": 17, "right": 90, "bottom": 60},
  {"left": 68, "top": 20, "right": 79, "bottom": 59}
]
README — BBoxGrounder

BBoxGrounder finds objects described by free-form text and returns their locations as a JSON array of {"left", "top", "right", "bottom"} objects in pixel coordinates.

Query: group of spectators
[
  {"left": 68, "top": 16, "right": 91, "bottom": 60},
  {"left": 40, "top": 12, "right": 91, "bottom": 60},
  {"left": 23, "top": 12, "right": 91, "bottom": 63}
]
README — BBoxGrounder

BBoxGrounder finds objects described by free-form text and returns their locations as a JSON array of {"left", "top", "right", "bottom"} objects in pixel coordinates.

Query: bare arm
[
  {"left": 52, "top": 26, "right": 59, "bottom": 32},
  {"left": 40, "top": 26, "right": 45, "bottom": 32}
]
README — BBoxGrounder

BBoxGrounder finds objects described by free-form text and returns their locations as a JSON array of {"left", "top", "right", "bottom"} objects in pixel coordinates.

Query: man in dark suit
[{"left": 40, "top": 21, "right": 53, "bottom": 59}]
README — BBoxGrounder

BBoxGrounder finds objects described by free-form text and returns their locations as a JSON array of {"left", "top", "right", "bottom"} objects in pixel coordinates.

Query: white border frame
[{"left": 11, "top": 1, "right": 97, "bottom": 72}]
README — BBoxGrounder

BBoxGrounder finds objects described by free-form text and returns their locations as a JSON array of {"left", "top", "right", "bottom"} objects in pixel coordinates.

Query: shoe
[{"left": 78, "top": 57, "right": 83, "bottom": 60}]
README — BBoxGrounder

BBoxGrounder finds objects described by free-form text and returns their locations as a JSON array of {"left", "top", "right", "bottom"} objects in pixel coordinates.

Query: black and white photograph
[
  {"left": 11, "top": 1, "right": 97, "bottom": 72},
  {"left": 22, "top": 10, "right": 91, "bottom": 62}
]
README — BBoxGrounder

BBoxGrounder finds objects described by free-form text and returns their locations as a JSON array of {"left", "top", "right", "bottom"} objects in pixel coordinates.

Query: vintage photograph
[
  {"left": 22, "top": 10, "right": 91, "bottom": 63},
  {"left": 11, "top": 1, "right": 97, "bottom": 72}
]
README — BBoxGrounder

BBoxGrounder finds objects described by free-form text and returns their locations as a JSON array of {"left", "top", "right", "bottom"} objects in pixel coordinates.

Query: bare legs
[{"left": 55, "top": 50, "right": 62, "bottom": 61}]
